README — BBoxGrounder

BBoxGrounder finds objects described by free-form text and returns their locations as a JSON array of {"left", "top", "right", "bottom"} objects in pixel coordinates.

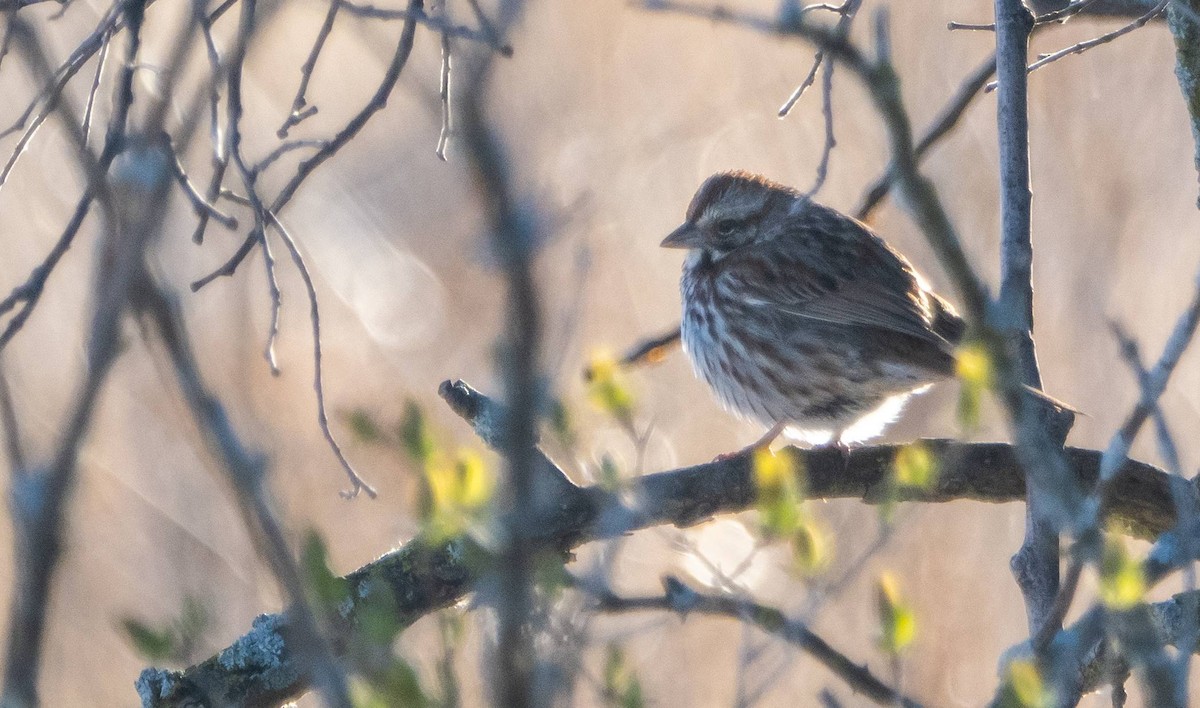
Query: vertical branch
[
  {"left": 994, "top": 0, "right": 1040, "bottom": 388},
  {"left": 993, "top": 0, "right": 1059, "bottom": 638},
  {"left": 458, "top": 3, "right": 540, "bottom": 705}
]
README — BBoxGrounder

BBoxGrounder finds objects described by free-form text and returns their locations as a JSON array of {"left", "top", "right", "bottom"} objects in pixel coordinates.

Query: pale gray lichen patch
[
  {"left": 135, "top": 667, "right": 180, "bottom": 707},
  {"left": 217, "top": 613, "right": 285, "bottom": 671}
]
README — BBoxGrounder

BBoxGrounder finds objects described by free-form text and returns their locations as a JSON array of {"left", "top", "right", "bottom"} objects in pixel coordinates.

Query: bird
[{"left": 662, "top": 170, "right": 968, "bottom": 452}]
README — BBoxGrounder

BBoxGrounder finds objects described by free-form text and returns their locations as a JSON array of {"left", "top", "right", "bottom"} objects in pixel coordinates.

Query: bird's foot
[{"left": 815, "top": 436, "right": 852, "bottom": 471}]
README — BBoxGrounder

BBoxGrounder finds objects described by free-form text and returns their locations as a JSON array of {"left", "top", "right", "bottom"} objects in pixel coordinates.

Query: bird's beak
[{"left": 661, "top": 223, "right": 702, "bottom": 249}]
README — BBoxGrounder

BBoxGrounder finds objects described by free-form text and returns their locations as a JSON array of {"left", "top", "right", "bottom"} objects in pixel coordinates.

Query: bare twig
[
  {"left": 1111, "top": 323, "right": 1198, "bottom": 689},
  {"left": 341, "top": 0, "right": 514, "bottom": 51},
  {"left": 1096, "top": 272, "right": 1200, "bottom": 486},
  {"left": 0, "top": 1, "right": 120, "bottom": 191},
  {"left": 778, "top": 0, "right": 855, "bottom": 118},
  {"left": 80, "top": 25, "right": 111, "bottom": 149},
  {"left": 590, "top": 578, "right": 922, "bottom": 708},
  {"left": 189, "top": 4, "right": 228, "bottom": 245},
  {"left": 266, "top": 212, "right": 376, "bottom": 498},
  {"left": 948, "top": 0, "right": 1109, "bottom": 30},
  {"left": 984, "top": 0, "right": 1168, "bottom": 91},
  {"left": 0, "top": 359, "right": 24, "bottom": 471},
  {"left": 260, "top": 234, "right": 282, "bottom": 376},
  {"left": 800, "top": 0, "right": 860, "bottom": 197},
  {"left": 252, "top": 138, "right": 328, "bottom": 175},
  {"left": 277, "top": 0, "right": 339, "bottom": 138},
  {"left": 853, "top": 53, "right": 996, "bottom": 220},
  {"left": 777, "top": 52, "right": 823, "bottom": 117},
  {"left": 435, "top": 9, "right": 453, "bottom": 160},
  {"left": 166, "top": 134, "right": 239, "bottom": 229}
]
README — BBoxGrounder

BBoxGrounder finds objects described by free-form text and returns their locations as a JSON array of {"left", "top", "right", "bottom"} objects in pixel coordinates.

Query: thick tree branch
[{"left": 140, "top": 380, "right": 1183, "bottom": 707}]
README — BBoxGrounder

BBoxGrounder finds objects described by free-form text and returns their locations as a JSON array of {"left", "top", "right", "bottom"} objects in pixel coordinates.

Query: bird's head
[{"left": 661, "top": 171, "right": 798, "bottom": 258}]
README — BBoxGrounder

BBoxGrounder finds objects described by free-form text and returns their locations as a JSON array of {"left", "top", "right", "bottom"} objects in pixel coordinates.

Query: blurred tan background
[{"left": 1, "top": 0, "right": 1198, "bottom": 704}]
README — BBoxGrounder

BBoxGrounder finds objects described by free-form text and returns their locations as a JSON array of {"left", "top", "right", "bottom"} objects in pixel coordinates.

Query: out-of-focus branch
[
  {"left": 143, "top": 379, "right": 1184, "bottom": 707},
  {"left": 457, "top": 1, "right": 542, "bottom": 703},
  {"left": 1168, "top": 0, "right": 1200, "bottom": 205},
  {"left": 853, "top": 53, "right": 996, "bottom": 220},
  {"left": 591, "top": 577, "right": 922, "bottom": 708},
  {"left": 0, "top": 0, "right": 149, "bottom": 700}
]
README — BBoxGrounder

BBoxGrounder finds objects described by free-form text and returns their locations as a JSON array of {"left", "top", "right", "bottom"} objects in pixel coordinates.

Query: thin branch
[
  {"left": 340, "top": 0, "right": 514, "bottom": 51},
  {"left": 590, "top": 579, "right": 922, "bottom": 708},
  {"left": 948, "top": 0, "right": 1113, "bottom": 30},
  {"left": 166, "top": 134, "right": 239, "bottom": 230},
  {"left": 0, "top": 1, "right": 120, "bottom": 192},
  {"left": 277, "top": 0, "right": 339, "bottom": 138},
  {"left": 800, "top": 0, "right": 860, "bottom": 198},
  {"left": 435, "top": 13, "right": 452, "bottom": 160},
  {"left": 259, "top": 234, "right": 281, "bottom": 376},
  {"left": 776, "top": 52, "right": 823, "bottom": 117},
  {"left": 1096, "top": 270, "right": 1200, "bottom": 486},
  {"left": 853, "top": 52, "right": 996, "bottom": 220},
  {"left": 778, "top": 0, "right": 855, "bottom": 118},
  {"left": 0, "top": 192, "right": 95, "bottom": 351},
  {"left": 2, "top": 1, "right": 147, "bottom": 696},
  {"left": 80, "top": 25, "right": 111, "bottom": 149},
  {"left": 1110, "top": 323, "right": 1199, "bottom": 688},
  {"left": 265, "top": 212, "right": 376, "bottom": 498},
  {"left": 189, "top": 3, "right": 227, "bottom": 245},
  {"left": 984, "top": 0, "right": 1168, "bottom": 91},
  {"left": 0, "top": 359, "right": 24, "bottom": 472},
  {"left": 251, "top": 138, "right": 328, "bottom": 175}
]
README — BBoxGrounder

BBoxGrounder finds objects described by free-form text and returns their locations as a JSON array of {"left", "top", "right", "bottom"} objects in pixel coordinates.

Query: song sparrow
[{"left": 663, "top": 171, "right": 966, "bottom": 448}]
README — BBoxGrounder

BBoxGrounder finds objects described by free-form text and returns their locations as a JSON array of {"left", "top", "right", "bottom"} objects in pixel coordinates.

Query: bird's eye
[{"left": 715, "top": 219, "right": 739, "bottom": 236}]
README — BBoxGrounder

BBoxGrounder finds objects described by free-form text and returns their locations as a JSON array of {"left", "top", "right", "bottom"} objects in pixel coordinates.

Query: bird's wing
[{"left": 732, "top": 211, "right": 955, "bottom": 349}]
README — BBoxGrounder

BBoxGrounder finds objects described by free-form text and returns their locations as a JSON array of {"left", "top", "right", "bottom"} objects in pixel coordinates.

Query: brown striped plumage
[{"left": 663, "top": 171, "right": 964, "bottom": 444}]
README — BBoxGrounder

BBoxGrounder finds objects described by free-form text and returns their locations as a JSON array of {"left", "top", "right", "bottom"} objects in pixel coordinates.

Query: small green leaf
[
  {"left": 399, "top": 400, "right": 436, "bottom": 464},
  {"left": 1100, "top": 533, "right": 1146, "bottom": 610},
  {"left": 586, "top": 350, "right": 636, "bottom": 423},
  {"left": 876, "top": 573, "right": 916, "bottom": 655},
  {"left": 603, "top": 645, "right": 645, "bottom": 708},
  {"left": 547, "top": 398, "right": 578, "bottom": 451},
  {"left": 753, "top": 448, "right": 805, "bottom": 538},
  {"left": 122, "top": 619, "right": 176, "bottom": 661},
  {"left": 894, "top": 442, "right": 938, "bottom": 489},
  {"left": 999, "top": 659, "right": 1054, "bottom": 708},
  {"left": 346, "top": 409, "right": 383, "bottom": 443},
  {"left": 352, "top": 658, "right": 430, "bottom": 708},
  {"left": 423, "top": 450, "right": 493, "bottom": 541},
  {"left": 955, "top": 342, "right": 993, "bottom": 431},
  {"left": 791, "top": 518, "right": 830, "bottom": 576},
  {"left": 302, "top": 530, "right": 347, "bottom": 608},
  {"left": 599, "top": 453, "right": 621, "bottom": 491}
]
